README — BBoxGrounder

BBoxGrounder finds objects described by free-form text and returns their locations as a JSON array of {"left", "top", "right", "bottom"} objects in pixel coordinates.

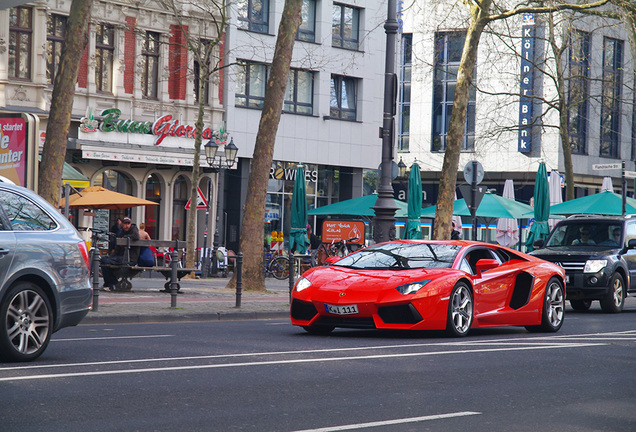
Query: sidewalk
[{"left": 82, "top": 272, "right": 292, "bottom": 325}]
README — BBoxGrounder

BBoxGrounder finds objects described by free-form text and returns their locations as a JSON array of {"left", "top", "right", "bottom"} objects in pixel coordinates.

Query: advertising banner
[
  {"left": 321, "top": 220, "right": 365, "bottom": 245},
  {"left": 0, "top": 116, "right": 28, "bottom": 186}
]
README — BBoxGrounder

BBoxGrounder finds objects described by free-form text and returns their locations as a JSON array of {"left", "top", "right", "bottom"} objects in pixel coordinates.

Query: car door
[
  {"left": 469, "top": 247, "right": 517, "bottom": 321},
  {"left": 0, "top": 201, "right": 16, "bottom": 292}
]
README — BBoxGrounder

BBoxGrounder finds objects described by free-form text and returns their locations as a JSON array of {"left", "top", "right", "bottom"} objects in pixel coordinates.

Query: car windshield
[
  {"left": 546, "top": 221, "right": 622, "bottom": 248},
  {"left": 332, "top": 242, "right": 461, "bottom": 270}
]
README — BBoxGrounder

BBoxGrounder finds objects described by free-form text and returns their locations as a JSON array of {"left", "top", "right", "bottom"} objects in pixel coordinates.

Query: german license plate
[{"left": 325, "top": 304, "right": 358, "bottom": 315}]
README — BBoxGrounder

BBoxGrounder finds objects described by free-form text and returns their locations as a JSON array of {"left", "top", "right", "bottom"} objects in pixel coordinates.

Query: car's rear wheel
[
  {"left": 570, "top": 299, "right": 592, "bottom": 311},
  {"left": 446, "top": 282, "right": 473, "bottom": 337},
  {"left": 600, "top": 273, "right": 625, "bottom": 313},
  {"left": 526, "top": 277, "right": 564, "bottom": 333},
  {"left": 0, "top": 282, "right": 52, "bottom": 362},
  {"left": 303, "top": 326, "right": 334, "bottom": 335}
]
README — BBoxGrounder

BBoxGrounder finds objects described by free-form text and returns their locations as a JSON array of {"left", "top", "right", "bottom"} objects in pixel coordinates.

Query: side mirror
[
  {"left": 627, "top": 239, "right": 636, "bottom": 250},
  {"left": 533, "top": 238, "right": 545, "bottom": 249},
  {"left": 475, "top": 259, "right": 499, "bottom": 277},
  {"left": 325, "top": 256, "right": 341, "bottom": 265}
]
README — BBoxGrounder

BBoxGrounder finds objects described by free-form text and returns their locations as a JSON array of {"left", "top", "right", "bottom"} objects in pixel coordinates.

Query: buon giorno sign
[{"left": 80, "top": 108, "right": 216, "bottom": 145}]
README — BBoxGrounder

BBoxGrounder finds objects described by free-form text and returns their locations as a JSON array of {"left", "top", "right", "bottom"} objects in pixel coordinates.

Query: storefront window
[
  {"left": 145, "top": 174, "right": 161, "bottom": 239},
  {"left": 172, "top": 176, "right": 188, "bottom": 241},
  {"left": 100, "top": 169, "right": 133, "bottom": 229}
]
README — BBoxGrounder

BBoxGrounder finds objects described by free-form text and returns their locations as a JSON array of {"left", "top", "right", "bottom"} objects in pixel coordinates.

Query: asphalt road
[{"left": 1, "top": 302, "right": 635, "bottom": 432}]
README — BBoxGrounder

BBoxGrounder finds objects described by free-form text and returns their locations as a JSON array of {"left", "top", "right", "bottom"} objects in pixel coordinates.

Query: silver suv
[{"left": 0, "top": 183, "right": 92, "bottom": 361}]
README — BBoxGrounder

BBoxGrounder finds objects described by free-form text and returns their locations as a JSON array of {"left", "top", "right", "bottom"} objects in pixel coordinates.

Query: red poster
[{"left": 0, "top": 118, "right": 27, "bottom": 186}]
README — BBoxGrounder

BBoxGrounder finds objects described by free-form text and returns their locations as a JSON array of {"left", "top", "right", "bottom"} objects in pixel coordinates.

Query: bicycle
[
  {"left": 315, "top": 237, "right": 359, "bottom": 266},
  {"left": 264, "top": 252, "right": 290, "bottom": 280}
]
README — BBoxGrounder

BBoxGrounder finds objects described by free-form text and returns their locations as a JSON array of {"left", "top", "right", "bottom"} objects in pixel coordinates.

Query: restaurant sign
[{"left": 80, "top": 108, "right": 215, "bottom": 145}]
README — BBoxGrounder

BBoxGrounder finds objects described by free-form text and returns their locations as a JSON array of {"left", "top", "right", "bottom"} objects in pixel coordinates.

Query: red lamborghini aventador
[{"left": 290, "top": 240, "right": 566, "bottom": 336}]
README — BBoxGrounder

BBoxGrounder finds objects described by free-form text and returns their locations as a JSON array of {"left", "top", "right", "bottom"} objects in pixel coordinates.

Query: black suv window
[
  {"left": 0, "top": 190, "right": 57, "bottom": 231},
  {"left": 547, "top": 221, "right": 622, "bottom": 247}
]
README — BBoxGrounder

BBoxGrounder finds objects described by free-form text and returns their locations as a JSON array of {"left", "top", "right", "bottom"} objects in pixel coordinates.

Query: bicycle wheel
[{"left": 269, "top": 256, "right": 290, "bottom": 280}]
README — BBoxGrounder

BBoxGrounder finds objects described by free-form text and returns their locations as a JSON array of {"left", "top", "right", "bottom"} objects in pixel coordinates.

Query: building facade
[
  {"left": 0, "top": 0, "right": 388, "bottom": 253},
  {"left": 399, "top": 1, "right": 636, "bottom": 208}
]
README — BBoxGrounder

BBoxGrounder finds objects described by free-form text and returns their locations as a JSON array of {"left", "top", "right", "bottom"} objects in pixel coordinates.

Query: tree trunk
[
  {"left": 185, "top": 56, "right": 207, "bottom": 271},
  {"left": 433, "top": 0, "right": 492, "bottom": 240},
  {"left": 38, "top": 0, "right": 92, "bottom": 205},
  {"left": 227, "top": 0, "right": 303, "bottom": 292}
]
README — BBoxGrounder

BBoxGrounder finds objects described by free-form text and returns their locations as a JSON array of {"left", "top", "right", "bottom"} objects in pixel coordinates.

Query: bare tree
[
  {"left": 158, "top": 0, "right": 229, "bottom": 269},
  {"left": 432, "top": 0, "right": 610, "bottom": 240},
  {"left": 38, "top": 0, "right": 92, "bottom": 205},
  {"left": 227, "top": 0, "right": 304, "bottom": 292}
]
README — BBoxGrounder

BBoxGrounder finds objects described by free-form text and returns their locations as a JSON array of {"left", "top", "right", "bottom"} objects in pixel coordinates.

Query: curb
[{"left": 81, "top": 311, "right": 290, "bottom": 325}]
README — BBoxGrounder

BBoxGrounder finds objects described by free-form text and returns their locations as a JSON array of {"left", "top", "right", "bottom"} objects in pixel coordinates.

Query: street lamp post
[
  {"left": 373, "top": 0, "right": 399, "bottom": 243},
  {"left": 201, "top": 135, "right": 238, "bottom": 277}
]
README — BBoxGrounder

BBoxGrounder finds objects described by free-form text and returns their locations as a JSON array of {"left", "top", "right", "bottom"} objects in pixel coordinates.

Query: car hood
[
  {"left": 301, "top": 265, "right": 461, "bottom": 299},
  {"left": 531, "top": 246, "right": 620, "bottom": 261}
]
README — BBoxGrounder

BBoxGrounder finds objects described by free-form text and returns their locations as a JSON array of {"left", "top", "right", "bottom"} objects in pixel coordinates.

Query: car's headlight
[
  {"left": 396, "top": 280, "right": 431, "bottom": 295},
  {"left": 295, "top": 276, "right": 312, "bottom": 292},
  {"left": 584, "top": 259, "right": 608, "bottom": 274}
]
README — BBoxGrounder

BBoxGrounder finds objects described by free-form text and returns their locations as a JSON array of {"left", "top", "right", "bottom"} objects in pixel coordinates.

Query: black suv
[{"left": 530, "top": 215, "right": 636, "bottom": 313}]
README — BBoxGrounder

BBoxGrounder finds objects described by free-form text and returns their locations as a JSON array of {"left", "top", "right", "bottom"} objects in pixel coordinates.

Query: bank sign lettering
[{"left": 519, "top": 14, "right": 535, "bottom": 153}]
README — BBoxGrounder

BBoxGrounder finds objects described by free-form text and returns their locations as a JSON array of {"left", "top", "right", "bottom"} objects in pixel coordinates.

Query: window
[
  {"left": 235, "top": 61, "right": 267, "bottom": 108},
  {"left": 330, "top": 75, "right": 357, "bottom": 121},
  {"left": 95, "top": 24, "right": 115, "bottom": 93},
  {"left": 284, "top": 69, "right": 313, "bottom": 115},
  {"left": 332, "top": 3, "right": 360, "bottom": 50},
  {"left": 398, "top": 34, "right": 412, "bottom": 152},
  {"left": 237, "top": 0, "right": 269, "bottom": 33},
  {"left": 142, "top": 32, "right": 160, "bottom": 99},
  {"left": 600, "top": 37, "right": 623, "bottom": 158},
  {"left": 432, "top": 31, "right": 475, "bottom": 152},
  {"left": 568, "top": 30, "right": 590, "bottom": 155},
  {"left": 194, "top": 40, "right": 211, "bottom": 105},
  {"left": 47, "top": 14, "right": 67, "bottom": 84},
  {"left": 297, "top": 0, "right": 316, "bottom": 42},
  {"left": 9, "top": 7, "right": 32, "bottom": 80},
  {"left": 0, "top": 191, "right": 57, "bottom": 231}
]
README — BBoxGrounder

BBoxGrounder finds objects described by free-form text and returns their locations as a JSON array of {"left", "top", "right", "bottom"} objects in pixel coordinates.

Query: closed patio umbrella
[
  {"left": 548, "top": 170, "right": 563, "bottom": 229},
  {"left": 495, "top": 179, "right": 519, "bottom": 247},
  {"left": 526, "top": 162, "right": 550, "bottom": 252},
  {"left": 289, "top": 166, "right": 309, "bottom": 254},
  {"left": 403, "top": 164, "right": 422, "bottom": 239}
]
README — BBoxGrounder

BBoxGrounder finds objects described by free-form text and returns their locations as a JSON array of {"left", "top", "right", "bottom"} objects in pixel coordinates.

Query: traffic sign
[
  {"left": 592, "top": 163, "right": 622, "bottom": 170},
  {"left": 463, "top": 161, "right": 484, "bottom": 185},
  {"left": 185, "top": 187, "right": 208, "bottom": 210},
  {"left": 625, "top": 171, "right": 636, "bottom": 179}
]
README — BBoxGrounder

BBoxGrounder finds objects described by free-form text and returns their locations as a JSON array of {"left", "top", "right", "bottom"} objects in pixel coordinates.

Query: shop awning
[{"left": 62, "top": 162, "right": 90, "bottom": 188}]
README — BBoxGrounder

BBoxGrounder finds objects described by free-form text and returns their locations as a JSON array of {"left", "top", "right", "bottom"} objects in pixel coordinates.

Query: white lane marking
[
  {"left": 290, "top": 411, "right": 481, "bottom": 432},
  {"left": 0, "top": 338, "right": 592, "bottom": 372},
  {"left": 52, "top": 335, "right": 173, "bottom": 342},
  {"left": 0, "top": 343, "right": 602, "bottom": 382}
]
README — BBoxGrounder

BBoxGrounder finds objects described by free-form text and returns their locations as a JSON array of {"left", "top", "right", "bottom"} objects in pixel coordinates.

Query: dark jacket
[{"left": 113, "top": 224, "right": 140, "bottom": 265}]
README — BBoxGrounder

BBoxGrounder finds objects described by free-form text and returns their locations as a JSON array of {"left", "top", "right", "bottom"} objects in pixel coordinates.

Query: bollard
[
  {"left": 235, "top": 252, "right": 243, "bottom": 308},
  {"left": 91, "top": 250, "right": 101, "bottom": 312},
  {"left": 170, "top": 247, "right": 178, "bottom": 308},
  {"left": 288, "top": 253, "right": 295, "bottom": 302}
]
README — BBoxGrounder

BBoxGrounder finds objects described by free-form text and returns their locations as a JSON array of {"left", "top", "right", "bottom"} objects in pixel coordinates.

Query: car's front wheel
[
  {"left": 0, "top": 282, "right": 52, "bottom": 362},
  {"left": 446, "top": 282, "right": 473, "bottom": 337},
  {"left": 526, "top": 277, "right": 564, "bottom": 333},
  {"left": 600, "top": 273, "right": 625, "bottom": 313}
]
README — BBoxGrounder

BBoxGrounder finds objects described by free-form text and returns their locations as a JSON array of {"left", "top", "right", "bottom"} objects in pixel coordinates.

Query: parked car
[
  {"left": 291, "top": 240, "right": 565, "bottom": 336},
  {"left": 0, "top": 183, "right": 92, "bottom": 361},
  {"left": 530, "top": 215, "right": 636, "bottom": 313}
]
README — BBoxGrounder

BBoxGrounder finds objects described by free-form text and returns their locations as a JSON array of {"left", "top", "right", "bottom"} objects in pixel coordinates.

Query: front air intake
[
  {"left": 291, "top": 299, "right": 318, "bottom": 321},
  {"left": 378, "top": 304, "right": 423, "bottom": 324}
]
